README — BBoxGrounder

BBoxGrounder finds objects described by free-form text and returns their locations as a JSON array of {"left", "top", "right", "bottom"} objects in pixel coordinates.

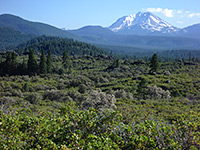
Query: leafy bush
[
  {"left": 78, "top": 83, "right": 87, "bottom": 93},
  {"left": 0, "top": 108, "right": 199, "bottom": 149},
  {"left": 10, "top": 89, "right": 23, "bottom": 97},
  {"left": 147, "top": 85, "right": 171, "bottom": 99},
  {"left": 43, "top": 90, "right": 66, "bottom": 101},
  {"left": 0, "top": 96, "right": 16, "bottom": 105},
  {"left": 34, "top": 84, "right": 50, "bottom": 91},
  {"left": 25, "top": 93, "right": 42, "bottom": 104},
  {"left": 115, "top": 89, "right": 133, "bottom": 99}
]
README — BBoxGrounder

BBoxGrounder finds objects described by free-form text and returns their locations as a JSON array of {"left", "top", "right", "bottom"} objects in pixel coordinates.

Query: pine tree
[
  {"left": 27, "top": 49, "right": 38, "bottom": 75},
  {"left": 189, "top": 52, "right": 192, "bottom": 61},
  {"left": 19, "top": 58, "right": 27, "bottom": 75},
  {"left": 5, "top": 52, "right": 17, "bottom": 75},
  {"left": 39, "top": 50, "right": 47, "bottom": 74},
  {"left": 62, "top": 50, "right": 71, "bottom": 72},
  {"left": 150, "top": 53, "right": 160, "bottom": 73},
  {"left": 11, "top": 52, "right": 17, "bottom": 63},
  {"left": 5, "top": 52, "right": 12, "bottom": 75},
  {"left": 137, "top": 77, "right": 148, "bottom": 94},
  {"left": 47, "top": 50, "right": 53, "bottom": 73}
]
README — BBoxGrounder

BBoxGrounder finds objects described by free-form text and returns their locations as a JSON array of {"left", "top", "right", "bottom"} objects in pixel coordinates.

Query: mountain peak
[{"left": 108, "top": 12, "right": 179, "bottom": 35}]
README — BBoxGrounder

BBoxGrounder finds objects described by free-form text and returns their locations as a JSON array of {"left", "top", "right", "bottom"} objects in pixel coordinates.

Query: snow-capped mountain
[{"left": 108, "top": 12, "right": 179, "bottom": 35}]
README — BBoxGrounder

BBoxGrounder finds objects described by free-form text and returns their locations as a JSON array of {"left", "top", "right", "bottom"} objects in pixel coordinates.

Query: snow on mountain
[{"left": 108, "top": 12, "right": 179, "bottom": 35}]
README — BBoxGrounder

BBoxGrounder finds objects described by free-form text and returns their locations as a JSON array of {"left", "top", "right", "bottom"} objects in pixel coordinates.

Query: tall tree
[
  {"left": 62, "top": 50, "right": 71, "bottom": 72},
  {"left": 18, "top": 58, "right": 27, "bottom": 75},
  {"left": 39, "top": 50, "right": 47, "bottom": 74},
  {"left": 27, "top": 49, "right": 38, "bottom": 75},
  {"left": 189, "top": 52, "right": 192, "bottom": 61},
  {"left": 5, "top": 52, "right": 17, "bottom": 75},
  {"left": 47, "top": 50, "right": 53, "bottom": 73},
  {"left": 150, "top": 53, "right": 160, "bottom": 73},
  {"left": 137, "top": 77, "right": 148, "bottom": 94}
]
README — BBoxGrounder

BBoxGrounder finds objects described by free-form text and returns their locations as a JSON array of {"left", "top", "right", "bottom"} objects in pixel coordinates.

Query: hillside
[
  {"left": 1, "top": 14, "right": 200, "bottom": 55},
  {"left": 0, "top": 27, "right": 36, "bottom": 50},
  {"left": 69, "top": 26, "right": 200, "bottom": 51},
  {"left": 0, "top": 14, "right": 79, "bottom": 40},
  {"left": 15, "top": 36, "right": 107, "bottom": 56},
  {"left": 180, "top": 24, "right": 200, "bottom": 39}
]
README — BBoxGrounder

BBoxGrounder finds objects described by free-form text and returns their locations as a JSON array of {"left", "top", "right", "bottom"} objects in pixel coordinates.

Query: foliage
[
  {"left": 62, "top": 50, "right": 71, "bottom": 72},
  {"left": 39, "top": 50, "right": 47, "bottom": 74},
  {"left": 27, "top": 49, "right": 38, "bottom": 75},
  {"left": 0, "top": 49, "right": 200, "bottom": 149},
  {"left": 0, "top": 108, "right": 199, "bottom": 149},
  {"left": 0, "top": 27, "right": 35, "bottom": 50},
  {"left": 47, "top": 50, "right": 53, "bottom": 73},
  {"left": 150, "top": 53, "right": 160, "bottom": 73},
  {"left": 16, "top": 36, "right": 107, "bottom": 56}
]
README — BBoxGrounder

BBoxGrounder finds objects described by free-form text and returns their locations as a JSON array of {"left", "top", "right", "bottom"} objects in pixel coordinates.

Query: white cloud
[
  {"left": 145, "top": 8, "right": 200, "bottom": 19},
  {"left": 146, "top": 8, "right": 162, "bottom": 13},
  {"left": 162, "top": 8, "right": 173, "bottom": 17},
  {"left": 145, "top": 7, "right": 174, "bottom": 17},
  {"left": 188, "top": 13, "right": 200, "bottom": 18},
  {"left": 176, "top": 10, "right": 183, "bottom": 14}
]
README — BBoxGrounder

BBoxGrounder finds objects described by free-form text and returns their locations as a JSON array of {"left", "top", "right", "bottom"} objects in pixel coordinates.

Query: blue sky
[{"left": 0, "top": 0, "right": 200, "bottom": 29}]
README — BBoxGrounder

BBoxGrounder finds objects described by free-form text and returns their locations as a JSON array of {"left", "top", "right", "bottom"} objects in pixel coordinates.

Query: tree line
[
  {"left": 16, "top": 36, "right": 107, "bottom": 56},
  {"left": 0, "top": 50, "right": 71, "bottom": 76}
]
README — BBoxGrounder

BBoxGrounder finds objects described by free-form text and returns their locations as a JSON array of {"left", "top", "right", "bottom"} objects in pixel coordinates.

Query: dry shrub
[{"left": 82, "top": 89, "right": 116, "bottom": 110}]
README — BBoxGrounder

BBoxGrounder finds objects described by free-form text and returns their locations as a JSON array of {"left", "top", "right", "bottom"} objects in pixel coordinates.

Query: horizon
[{"left": 0, "top": 0, "right": 200, "bottom": 29}]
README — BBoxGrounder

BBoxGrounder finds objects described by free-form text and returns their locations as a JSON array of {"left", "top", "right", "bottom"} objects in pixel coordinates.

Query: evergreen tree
[
  {"left": 192, "top": 56, "right": 195, "bottom": 62},
  {"left": 17, "top": 58, "right": 27, "bottom": 75},
  {"left": 150, "top": 53, "right": 160, "bottom": 73},
  {"left": 5, "top": 52, "right": 17, "bottom": 75},
  {"left": 5, "top": 52, "right": 12, "bottom": 75},
  {"left": 62, "top": 50, "right": 71, "bottom": 72},
  {"left": 27, "top": 49, "right": 38, "bottom": 75},
  {"left": 47, "top": 50, "right": 53, "bottom": 73},
  {"left": 11, "top": 52, "right": 17, "bottom": 63},
  {"left": 39, "top": 50, "right": 47, "bottom": 74},
  {"left": 137, "top": 77, "right": 148, "bottom": 94},
  {"left": 189, "top": 52, "right": 192, "bottom": 61}
]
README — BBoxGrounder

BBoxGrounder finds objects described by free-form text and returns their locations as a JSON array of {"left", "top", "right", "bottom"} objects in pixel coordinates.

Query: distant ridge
[
  {"left": 0, "top": 27, "right": 36, "bottom": 49},
  {"left": 0, "top": 14, "right": 79, "bottom": 39},
  {"left": 0, "top": 13, "right": 200, "bottom": 54}
]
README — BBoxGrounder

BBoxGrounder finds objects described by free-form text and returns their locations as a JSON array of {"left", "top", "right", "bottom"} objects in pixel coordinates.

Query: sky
[{"left": 0, "top": 0, "right": 200, "bottom": 29}]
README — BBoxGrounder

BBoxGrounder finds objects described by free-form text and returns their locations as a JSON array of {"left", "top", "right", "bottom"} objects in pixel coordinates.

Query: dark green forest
[
  {"left": 0, "top": 35, "right": 200, "bottom": 149},
  {"left": 0, "top": 27, "right": 36, "bottom": 50}
]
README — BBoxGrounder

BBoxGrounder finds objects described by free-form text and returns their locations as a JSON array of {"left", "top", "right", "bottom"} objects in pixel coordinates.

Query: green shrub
[{"left": 26, "top": 93, "right": 41, "bottom": 104}]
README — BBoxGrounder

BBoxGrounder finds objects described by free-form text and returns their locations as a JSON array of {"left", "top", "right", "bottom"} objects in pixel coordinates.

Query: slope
[
  {"left": 69, "top": 26, "right": 200, "bottom": 50},
  {"left": 108, "top": 12, "right": 179, "bottom": 36},
  {"left": 0, "top": 14, "right": 79, "bottom": 39},
  {"left": 15, "top": 36, "right": 107, "bottom": 56},
  {"left": 180, "top": 24, "right": 200, "bottom": 39},
  {"left": 0, "top": 27, "right": 36, "bottom": 50}
]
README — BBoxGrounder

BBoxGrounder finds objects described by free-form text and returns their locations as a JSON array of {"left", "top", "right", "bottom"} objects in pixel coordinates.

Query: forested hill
[
  {"left": 16, "top": 36, "right": 107, "bottom": 56},
  {"left": 0, "top": 14, "right": 77, "bottom": 39},
  {"left": 0, "top": 27, "right": 36, "bottom": 50}
]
